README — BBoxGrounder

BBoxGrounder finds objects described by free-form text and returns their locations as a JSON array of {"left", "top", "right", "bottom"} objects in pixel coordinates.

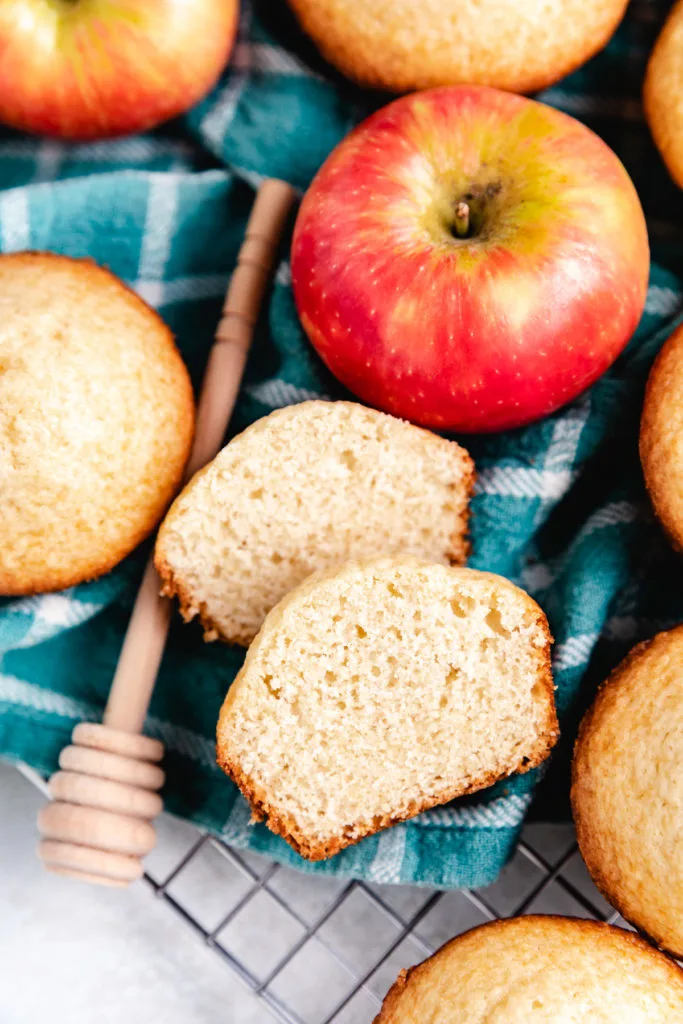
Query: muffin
[
  {"left": 572, "top": 626, "right": 683, "bottom": 958},
  {"left": 287, "top": 0, "right": 629, "bottom": 94},
  {"left": 376, "top": 916, "right": 683, "bottom": 1021},
  {"left": 640, "top": 323, "right": 683, "bottom": 550},
  {"left": 644, "top": 0, "right": 683, "bottom": 189},
  {"left": 0, "top": 252, "right": 194, "bottom": 595}
]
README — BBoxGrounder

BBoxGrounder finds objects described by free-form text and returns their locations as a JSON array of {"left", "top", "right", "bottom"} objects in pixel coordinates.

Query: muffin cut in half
[
  {"left": 217, "top": 558, "right": 558, "bottom": 860},
  {"left": 155, "top": 400, "right": 474, "bottom": 645}
]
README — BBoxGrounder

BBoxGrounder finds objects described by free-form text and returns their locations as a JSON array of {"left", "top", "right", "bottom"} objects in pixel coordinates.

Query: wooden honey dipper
[{"left": 37, "top": 178, "right": 296, "bottom": 887}]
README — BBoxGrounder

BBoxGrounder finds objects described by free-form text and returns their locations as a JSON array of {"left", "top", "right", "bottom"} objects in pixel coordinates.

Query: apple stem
[{"left": 453, "top": 202, "right": 470, "bottom": 238}]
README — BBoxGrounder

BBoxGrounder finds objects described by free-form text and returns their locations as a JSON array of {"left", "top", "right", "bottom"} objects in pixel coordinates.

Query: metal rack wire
[
  {"left": 17, "top": 760, "right": 633, "bottom": 1023},
  {"left": 143, "top": 823, "right": 623, "bottom": 1024}
]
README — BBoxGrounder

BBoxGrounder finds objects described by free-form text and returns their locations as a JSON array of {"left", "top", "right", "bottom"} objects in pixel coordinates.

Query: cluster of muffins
[
  {"left": 3, "top": 1, "right": 683, "bottom": 1018},
  {"left": 4, "top": 247, "right": 682, "bottom": 1017}
]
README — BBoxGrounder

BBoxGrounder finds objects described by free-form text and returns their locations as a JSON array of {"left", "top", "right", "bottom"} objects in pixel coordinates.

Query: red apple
[
  {"left": 291, "top": 86, "right": 649, "bottom": 433},
  {"left": 0, "top": 0, "right": 238, "bottom": 139}
]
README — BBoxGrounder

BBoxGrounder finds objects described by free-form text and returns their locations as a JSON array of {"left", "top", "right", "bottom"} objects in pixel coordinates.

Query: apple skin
[
  {"left": 0, "top": 0, "right": 238, "bottom": 140},
  {"left": 291, "top": 86, "right": 650, "bottom": 433}
]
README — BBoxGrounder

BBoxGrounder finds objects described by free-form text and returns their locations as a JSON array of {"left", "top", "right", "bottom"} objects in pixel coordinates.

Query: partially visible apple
[
  {"left": 291, "top": 86, "right": 650, "bottom": 433},
  {"left": 0, "top": 0, "right": 238, "bottom": 139}
]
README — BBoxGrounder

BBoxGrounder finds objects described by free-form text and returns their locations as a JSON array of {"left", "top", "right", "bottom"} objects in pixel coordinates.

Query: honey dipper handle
[
  {"left": 103, "top": 559, "right": 171, "bottom": 733},
  {"left": 103, "top": 178, "right": 297, "bottom": 735},
  {"left": 188, "top": 178, "right": 296, "bottom": 476}
]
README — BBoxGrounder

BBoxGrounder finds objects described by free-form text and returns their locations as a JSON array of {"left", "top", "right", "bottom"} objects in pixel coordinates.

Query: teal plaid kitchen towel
[{"left": 1, "top": 0, "right": 683, "bottom": 889}]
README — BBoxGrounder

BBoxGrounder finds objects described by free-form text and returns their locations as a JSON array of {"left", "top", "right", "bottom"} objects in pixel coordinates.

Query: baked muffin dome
[
  {"left": 641, "top": 324, "right": 683, "bottom": 550},
  {"left": 644, "top": 0, "right": 683, "bottom": 189},
  {"left": 572, "top": 627, "right": 683, "bottom": 958},
  {"left": 287, "top": 0, "right": 630, "bottom": 95},
  {"left": 376, "top": 916, "right": 683, "bottom": 1022},
  {"left": 0, "top": 252, "right": 194, "bottom": 595}
]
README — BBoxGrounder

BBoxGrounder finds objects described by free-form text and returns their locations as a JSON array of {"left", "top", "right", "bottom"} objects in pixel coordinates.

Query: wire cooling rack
[
  {"left": 140, "top": 814, "right": 627, "bottom": 1024},
  {"left": 17, "top": 761, "right": 632, "bottom": 1023}
]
